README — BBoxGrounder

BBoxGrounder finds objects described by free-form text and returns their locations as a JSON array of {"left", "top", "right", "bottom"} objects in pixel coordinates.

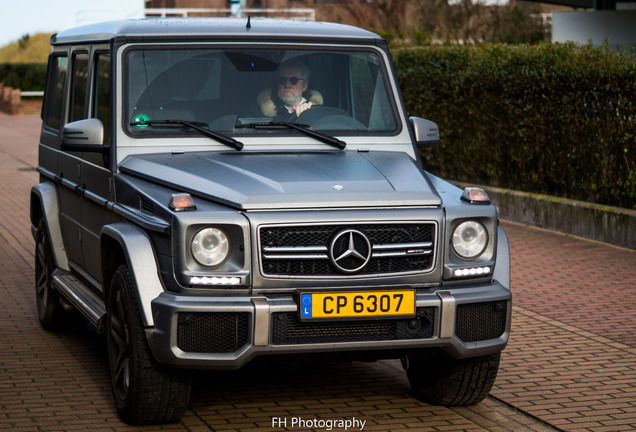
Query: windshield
[{"left": 124, "top": 46, "right": 398, "bottom": 137}]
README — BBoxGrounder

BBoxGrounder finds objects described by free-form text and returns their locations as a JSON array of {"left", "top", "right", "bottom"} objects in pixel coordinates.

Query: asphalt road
[{"left": 1, "top": 113, "right": 635, "bottom": 431}]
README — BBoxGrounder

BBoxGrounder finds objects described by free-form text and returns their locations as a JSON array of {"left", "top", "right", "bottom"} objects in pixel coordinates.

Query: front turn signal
[
  {"left": 460, "top": 187, "right": 490, "bottom": 205},
  {"left": 169, "top": 193, "right": 196, "bottom": 211}
]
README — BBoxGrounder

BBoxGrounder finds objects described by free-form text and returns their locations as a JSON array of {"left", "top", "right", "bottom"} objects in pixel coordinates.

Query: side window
[
  {"left": 94, "top": 52, "right": 111, "bottom": 145},
  {"left": 350, "top": 54, "right": 397, "bottom": 131},
  {"left": 350, "top": 55, "right": 374, "bottom": 126},
  {"left": 69, "top": 52, "right": 89, "bottom": 122},
  {"left": 42, "top": 54, "right": 68, "bottom": 131}
]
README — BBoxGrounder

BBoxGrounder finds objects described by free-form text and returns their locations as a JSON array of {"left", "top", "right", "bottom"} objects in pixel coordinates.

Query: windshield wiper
[
  {"left": 130, "top": 119, "right": 243, "bottom": 151},
  {"left": 237, "top": 121, "right": 346, "bottom": 150}
]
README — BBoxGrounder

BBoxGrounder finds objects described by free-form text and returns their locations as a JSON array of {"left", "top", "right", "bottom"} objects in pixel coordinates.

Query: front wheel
[
  {"left": 34, "top": 219, "right": 64, "bottom": 330},
  {"left": 403, "top": 351, "right": 501, "bottom": 406},
  {"left": 106, "top": 264, "right": 191, "bottom": 425}
]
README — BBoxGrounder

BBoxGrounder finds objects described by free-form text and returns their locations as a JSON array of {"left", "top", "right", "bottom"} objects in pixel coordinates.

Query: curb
[{"left": 466, "top": 184, "right": 635, "bottom": 250}]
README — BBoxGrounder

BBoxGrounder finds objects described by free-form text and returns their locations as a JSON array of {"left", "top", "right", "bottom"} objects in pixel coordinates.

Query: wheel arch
[
  {"left": 30, "top": 182, "right": 69, "bottom": 271},
  {"left": 101, "top": 222, "right": 165, "bottom": 327}
]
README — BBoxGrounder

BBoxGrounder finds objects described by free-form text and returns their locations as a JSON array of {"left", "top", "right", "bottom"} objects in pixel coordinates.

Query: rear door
[
  {"left": 40, "top": 48, "right": 85, "bottom": 269},
  {"left": 79, "top": 48, "right": 113, "bottom": 281}
]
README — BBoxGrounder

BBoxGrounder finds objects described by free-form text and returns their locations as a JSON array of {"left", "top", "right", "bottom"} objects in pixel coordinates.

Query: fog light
[{"left": 407, "top": 318, "right": 421, "bottom": 331}]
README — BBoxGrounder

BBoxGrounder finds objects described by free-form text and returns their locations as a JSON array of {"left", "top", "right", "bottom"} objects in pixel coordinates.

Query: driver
[{"left": 257, "top": 59, "right": 323, "bottom": 121}]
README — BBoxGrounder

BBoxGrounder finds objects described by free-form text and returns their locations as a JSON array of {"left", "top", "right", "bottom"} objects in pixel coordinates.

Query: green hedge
[
  {"left": 0, "top": 63, "right": 47, "bottom": 91},
  {"left": 394, "top": 43, "right": 636, "bottom": 209},
  {"left": 2, "top": 47, "right": 634, "bottom": 208}
]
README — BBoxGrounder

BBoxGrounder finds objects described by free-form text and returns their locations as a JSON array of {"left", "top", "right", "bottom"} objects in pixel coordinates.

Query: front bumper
[{"left": 148, "top": 282, "right": 511, "bottom": 370}]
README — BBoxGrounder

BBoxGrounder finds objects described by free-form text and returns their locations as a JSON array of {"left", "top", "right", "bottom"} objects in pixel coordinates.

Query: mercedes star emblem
[{"left": 329, "top": 229, "right": 372, "bottom": 274}]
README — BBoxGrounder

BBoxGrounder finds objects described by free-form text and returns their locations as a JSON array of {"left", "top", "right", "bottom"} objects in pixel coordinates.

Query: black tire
[
  {"left": 106, "top": 264, "right": 191, "bottom": 425},
  {"left": 34, "top": 219, "right": 65, "bottom": 330},
  {"left": 404, "top": 351, "right": 501, "bottom": 406}
]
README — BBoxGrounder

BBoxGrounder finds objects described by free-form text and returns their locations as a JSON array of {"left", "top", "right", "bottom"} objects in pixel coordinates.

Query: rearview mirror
[
  {"left": 61, "top": 118, "right": 108, "bottom": 153},
  {"left": 409, "top": 117, "right": 440, "bottom": 148}
]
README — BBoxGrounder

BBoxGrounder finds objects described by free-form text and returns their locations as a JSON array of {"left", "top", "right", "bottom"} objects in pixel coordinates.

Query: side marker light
[
  {"left": 169, "top": 193, "right": 196, "bottom": 211},
  {"left": 461, "top": 187, "right": 490, "bottom": 204}
]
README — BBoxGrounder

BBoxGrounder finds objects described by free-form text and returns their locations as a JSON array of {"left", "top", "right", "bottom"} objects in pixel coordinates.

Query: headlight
[
  {"left": 191, "top": 228, "right": 230, "bottom": 267},
  {"left": 451, "top": 221, "right": 488, "bottom": 259}
]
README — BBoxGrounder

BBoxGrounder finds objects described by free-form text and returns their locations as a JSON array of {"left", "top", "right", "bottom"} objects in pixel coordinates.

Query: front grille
[
  {"left": 260, "top": 223, "right": 436, "bottom": 276},
  {"left": 456, "top": 301, "right": 507, "bottom": 342},
  {"left": 272, "top": 307, "right": 435, "bottom": 345},
  {"left": 177, "top": 312, "right": 249, "bottom": 353}
]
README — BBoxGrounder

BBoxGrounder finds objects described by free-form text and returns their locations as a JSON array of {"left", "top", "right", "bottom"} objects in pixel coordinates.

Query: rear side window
[
  {"left": 94, "top": 52, "right": 111, "bottom": 144},
  {"left": 42, "top": 54, "right": 68, "bottom": 131},
  {"left": 69, "top": 52, "right": 89, "bottom": 122}
]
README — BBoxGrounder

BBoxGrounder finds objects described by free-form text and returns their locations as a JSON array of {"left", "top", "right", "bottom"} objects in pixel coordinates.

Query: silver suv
[{"left": 31, "top": 18, "right": 511, "bottom": 425}]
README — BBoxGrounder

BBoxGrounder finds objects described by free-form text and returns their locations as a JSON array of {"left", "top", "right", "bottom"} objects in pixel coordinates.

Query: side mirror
[
  {"left": 409, "top": 117, "right": 440, "bottom": 148},
  {"left": 61, "top": 118, "right": 108, "bottom": 153}
]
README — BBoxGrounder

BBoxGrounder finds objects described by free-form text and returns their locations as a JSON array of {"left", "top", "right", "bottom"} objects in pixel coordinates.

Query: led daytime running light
[
  {"left": 454, "top": 266, "right": 492, "bottom": 277},
  {"left": 190, "top": 276, "right": 241, "bottom": 286}
]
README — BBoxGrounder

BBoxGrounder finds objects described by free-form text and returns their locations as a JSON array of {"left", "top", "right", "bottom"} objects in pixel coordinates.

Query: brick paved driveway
[{"left": 1, "top": 113, "right": 635, "bottom": 431}]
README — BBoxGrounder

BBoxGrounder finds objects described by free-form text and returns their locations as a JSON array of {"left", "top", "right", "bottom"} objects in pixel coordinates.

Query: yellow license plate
[{"left": 299, "top": 290, "right": 415, "bottom": 320}]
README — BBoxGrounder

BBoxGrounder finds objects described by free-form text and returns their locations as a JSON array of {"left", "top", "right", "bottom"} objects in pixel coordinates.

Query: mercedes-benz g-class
[{"left": 31, "top": 18, "right": 511, "bottom": 425}]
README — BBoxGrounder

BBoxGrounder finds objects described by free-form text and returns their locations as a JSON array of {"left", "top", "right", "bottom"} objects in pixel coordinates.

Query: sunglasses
[{"left": 277, "top": 76, "right": 304, "bottom": 86}]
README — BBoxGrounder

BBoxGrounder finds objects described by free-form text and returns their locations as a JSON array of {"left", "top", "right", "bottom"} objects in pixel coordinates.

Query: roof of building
[{"left": 522, "top": 0, "right": 633, "bottom": 9}]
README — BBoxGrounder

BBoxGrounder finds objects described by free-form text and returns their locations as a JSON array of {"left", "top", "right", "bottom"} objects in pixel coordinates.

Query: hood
[{"left": 118, "top": 151, "right": 441, "bottom": 210}]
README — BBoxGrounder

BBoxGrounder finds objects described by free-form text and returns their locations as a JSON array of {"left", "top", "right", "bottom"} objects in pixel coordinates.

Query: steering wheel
[{"left": 296, "top": 106, "right": 366, "bottom": 131}]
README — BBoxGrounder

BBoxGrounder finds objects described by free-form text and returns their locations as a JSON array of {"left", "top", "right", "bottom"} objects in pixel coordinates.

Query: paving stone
[{"left": 2, "top": 113, "right": 635, "bottom": 431}]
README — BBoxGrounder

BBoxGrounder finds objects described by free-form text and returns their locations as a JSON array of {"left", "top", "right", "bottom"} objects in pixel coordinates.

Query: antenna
[{"left": 246, "top": 16, "right": 251, "bottom": 29}]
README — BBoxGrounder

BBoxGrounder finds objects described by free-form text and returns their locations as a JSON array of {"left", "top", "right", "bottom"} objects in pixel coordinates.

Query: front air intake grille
[
  {"left": 456, "top": 301, "right": 507, "bottom": 342},
  {"left": 272, "top": 308, "right": 435, "bottom": 345},
  {"left": 260, "top": 223, "right": 436, "bottom": 277},
  {"left": 177, "top": 312, "right": 249, "bottom": 353}
]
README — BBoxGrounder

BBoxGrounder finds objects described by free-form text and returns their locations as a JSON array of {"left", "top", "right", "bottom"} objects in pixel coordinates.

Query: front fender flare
[
  {"left": 493, "top": 225, "right": 511, "bottom": 291},
  {"left": 101, "top": 222, "right": 165, "bottom": 327},
  {"left": 30, "top": 182, "right": 69, "bottom": 271}
]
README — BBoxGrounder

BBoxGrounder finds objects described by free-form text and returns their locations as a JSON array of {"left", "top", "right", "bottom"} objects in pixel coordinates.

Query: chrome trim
[
  {"left": 258, "top": 222, "right": 437, "bottom": 277},
  {"left": 262, "top": 245, "right": 328, "bottom": 260},
  {"left": 437, "top": 291, "right": 456, "bottom": 339},
  {"left": 263, "top": 254, "right": 329, "bottom": 260},
  {"left": 329, "top": 229, "right": 372, "bottom": 274},
  {"left": 373, "top": 242, "right": 434, "bottom": 259},
  {"left": 263, "top": 245, "right": 328, "bottom": 253},
  {"left": 251, "top": 297, "right": 270, "bottom": 347},
  {"left": 373, "top": 250, "right": 433, "bottom": 258},
  {"left": 373, "top": 241, "right": 433, "bottom": 250},
  {"left": 52, "top": 271, "right": 106, "bottom": 332},
  {"left": 263, "top": 248, "right": 431, "bottom": 260}
]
